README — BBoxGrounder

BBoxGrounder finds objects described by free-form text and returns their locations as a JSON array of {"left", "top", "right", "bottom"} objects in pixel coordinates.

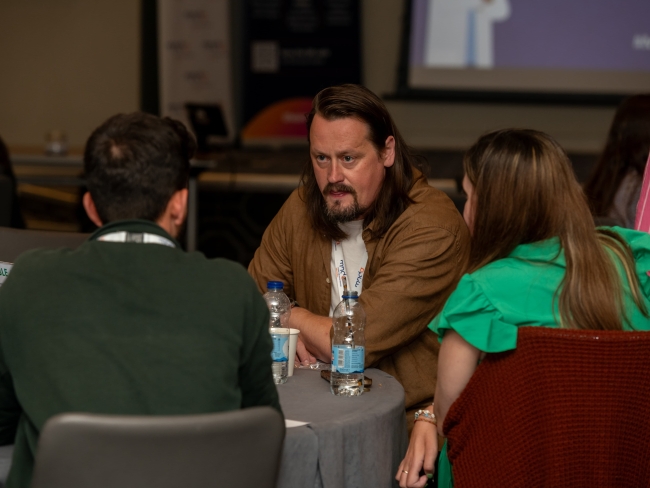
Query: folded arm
[{"left": 288, "top": 308, "right": 331, "bottom": 362}]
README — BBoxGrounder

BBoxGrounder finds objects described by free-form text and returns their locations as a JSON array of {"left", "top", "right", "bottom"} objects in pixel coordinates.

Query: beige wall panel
[
  {"left": 386, "top": 101, "right": 614, "bottom": 152},
  {"left": 0, "top": 1, "right": 140, "bottom": 148}
]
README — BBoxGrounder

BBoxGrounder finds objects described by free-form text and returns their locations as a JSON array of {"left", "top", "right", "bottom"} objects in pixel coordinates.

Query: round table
[{"left": 276, "top": 368, "right": 408, "bottom": 488}]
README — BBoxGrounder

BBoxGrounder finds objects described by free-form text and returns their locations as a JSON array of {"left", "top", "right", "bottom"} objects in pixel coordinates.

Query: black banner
[{"left": 240, "top": 0, "right": 362, "bottom": 143}]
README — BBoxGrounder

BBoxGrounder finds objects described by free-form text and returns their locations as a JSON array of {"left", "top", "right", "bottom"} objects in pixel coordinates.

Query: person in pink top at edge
[{"left": 634, "top": 152, "right": 650, "bottom": 233}]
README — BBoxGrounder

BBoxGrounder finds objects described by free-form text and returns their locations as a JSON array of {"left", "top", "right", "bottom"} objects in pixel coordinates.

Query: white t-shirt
[{"left": 329, "top": 220, "right": 368, "bottom": 316}]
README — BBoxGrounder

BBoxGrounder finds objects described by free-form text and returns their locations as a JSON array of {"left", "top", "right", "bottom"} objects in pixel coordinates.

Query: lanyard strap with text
[
  {"left": 332, "top": 240, "right": 368, "bottom": 297},
  {"left": 97, "top": 231, "right": 175, "bottom": 248}
]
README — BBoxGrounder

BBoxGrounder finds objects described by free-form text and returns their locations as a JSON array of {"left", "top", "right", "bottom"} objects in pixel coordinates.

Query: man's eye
[
  {"left": 316, "top": 155, "right": 327, "bottom": 162},
  {"left": 343, "top": 156, "right": 353, "bottom": 163}
]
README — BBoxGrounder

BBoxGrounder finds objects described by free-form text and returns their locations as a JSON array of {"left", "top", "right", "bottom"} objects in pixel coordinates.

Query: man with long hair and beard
[{"left": 249, "top": 84, "right": 470, "bottom": 427}]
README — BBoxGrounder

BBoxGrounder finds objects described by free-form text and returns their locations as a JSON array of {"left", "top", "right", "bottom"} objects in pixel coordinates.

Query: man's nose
[{"left": 328, "top": 162, "right": 344, "bottom": 183}]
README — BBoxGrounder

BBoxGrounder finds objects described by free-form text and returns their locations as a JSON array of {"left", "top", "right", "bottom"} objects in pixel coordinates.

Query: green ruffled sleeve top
[{"left": 429, "top": 227, "right": 650, "bottom": 352}]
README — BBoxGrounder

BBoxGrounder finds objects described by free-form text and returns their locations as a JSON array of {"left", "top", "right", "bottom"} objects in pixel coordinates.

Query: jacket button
[{"left": 326, "top": 278, "right": 331, "bottom": 284}]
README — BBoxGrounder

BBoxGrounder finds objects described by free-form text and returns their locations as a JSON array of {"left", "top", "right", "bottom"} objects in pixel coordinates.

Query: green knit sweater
[{"left": 0, "top": 220, "right": 281, "bottom": 487}]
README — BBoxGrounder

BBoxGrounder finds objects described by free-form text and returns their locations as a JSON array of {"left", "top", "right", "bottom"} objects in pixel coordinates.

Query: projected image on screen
[
  {"left": 407, "top": 0, "right": 650, "bottom": 95},
  {"left": 422, "top": 0, "right": 510, "bottom": 69}
]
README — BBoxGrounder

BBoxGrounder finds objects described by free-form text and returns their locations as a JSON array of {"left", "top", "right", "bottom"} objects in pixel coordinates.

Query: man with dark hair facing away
[
  {"left": 249, "top": 84, "right": 470, "bottom": 427},
  {"left": 0, "top": 113, "right": 280, "bottom": 488}
]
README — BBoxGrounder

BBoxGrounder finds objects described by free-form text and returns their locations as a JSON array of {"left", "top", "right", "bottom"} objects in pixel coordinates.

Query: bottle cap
[
  {"left": 267, "top": 281, "right": 284, "bottom": 291},
  {"left": 341, "top": 291, "right": 359, "bottom": 299}
]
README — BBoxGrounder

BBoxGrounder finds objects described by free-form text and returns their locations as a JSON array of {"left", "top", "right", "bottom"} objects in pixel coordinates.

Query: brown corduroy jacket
[{"left": 248, "top": 172, "right": 470, "bottom": 409}]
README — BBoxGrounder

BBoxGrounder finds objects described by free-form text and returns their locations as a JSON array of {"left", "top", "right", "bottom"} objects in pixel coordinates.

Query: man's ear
[
  {"left": 82, "top": 192, "right": 103, "bottom": 227},
  {"left": 169, "top": 188, "right": 188, "bottom": 226},
  {"left": 156, "top": 189, "right": 188, "bottom": 238},
  {"left": 382, "top": 135, "right": 396, "bottom": 168}
]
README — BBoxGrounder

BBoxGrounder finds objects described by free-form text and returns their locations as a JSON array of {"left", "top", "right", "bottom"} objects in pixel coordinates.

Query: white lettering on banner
[
  {"left": 281, "top": 48, "right": 332, "bottom": 67},
  {"left": 166, "top": 40, "right": 189, "bottom": 53},
  {"left": 183, "top": 9, "right": 208, "bottom": 22},
  {"left": 251, "top": 41, "right": 280, "bottom": 73}
]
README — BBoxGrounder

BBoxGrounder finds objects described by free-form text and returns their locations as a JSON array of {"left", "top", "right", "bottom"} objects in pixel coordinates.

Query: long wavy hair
[
  {"left": 584, "top": 94, "right": 650, "bottom": 217},
  {"left": 301, "top": 84, "right": 417, "bottom": 241},
  {"left": 465, "top": 129, "right": 647, "bottom": 331}
]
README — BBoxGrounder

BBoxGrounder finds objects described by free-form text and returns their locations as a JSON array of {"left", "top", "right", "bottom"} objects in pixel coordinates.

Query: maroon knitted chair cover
[{"left": 443, "top": 326, "right": 650, "bottom": 488}]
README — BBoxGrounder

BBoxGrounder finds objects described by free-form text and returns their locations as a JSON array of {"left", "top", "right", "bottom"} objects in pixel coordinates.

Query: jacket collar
[{"left": 362, "top": 168, "right": 427, "bottom": 244}]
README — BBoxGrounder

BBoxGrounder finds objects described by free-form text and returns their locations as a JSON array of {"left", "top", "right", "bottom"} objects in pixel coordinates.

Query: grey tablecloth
[{"left": 277, "top": 368, "right": 408, "bottom": 488}]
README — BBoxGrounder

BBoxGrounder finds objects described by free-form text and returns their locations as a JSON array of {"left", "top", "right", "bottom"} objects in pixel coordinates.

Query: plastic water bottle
[
  {"left": 264, "top": 281, "right": 291, "bottom": 384},
  {"left": 330, "top": 291, "right": 365, "bottom": 396},
  {"left": 269, "top": 328, "right": 289, "bottom": 384},
  {"left": 263, "top": 281, "right": 291, "bottom": 329}
]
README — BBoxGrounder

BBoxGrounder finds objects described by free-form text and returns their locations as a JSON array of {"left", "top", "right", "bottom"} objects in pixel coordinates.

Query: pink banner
[{"left": 634, "top": 151, "right": 650, "bottom": 233}]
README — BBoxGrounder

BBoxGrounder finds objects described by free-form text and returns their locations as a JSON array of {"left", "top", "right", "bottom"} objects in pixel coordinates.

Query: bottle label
[
  {"left": 271, "top": 333, "right": 289, "bottom": 362},
  {"left": 331, "top": 345, "right": 365, "bottom": 374}
]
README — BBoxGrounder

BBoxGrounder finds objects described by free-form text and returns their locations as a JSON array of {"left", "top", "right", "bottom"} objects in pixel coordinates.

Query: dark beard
[{"left": 321, "top": 183, "right": 369, "bottom": 224}]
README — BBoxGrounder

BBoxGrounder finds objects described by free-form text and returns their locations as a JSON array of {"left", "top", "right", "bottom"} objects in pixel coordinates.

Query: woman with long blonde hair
[{"left": 397, "top": 129, "right": 650, "bottom": 488}]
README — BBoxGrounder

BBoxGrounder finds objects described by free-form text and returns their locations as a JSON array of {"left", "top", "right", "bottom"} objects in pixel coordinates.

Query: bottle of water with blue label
[
  {"left": 263, "top": 281, "right": 291, "bottom": 329},
  {"left": 264, "top": 281, "right": 291, "bottom": 384},
  {"left": 330, "top": 291, "right": 365, "bottom": 396}
]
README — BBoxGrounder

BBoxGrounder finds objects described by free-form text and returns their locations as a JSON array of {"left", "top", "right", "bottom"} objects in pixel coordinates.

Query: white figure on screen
[{"left": 424, "top": 0, "right": 510, "bottom": 68}]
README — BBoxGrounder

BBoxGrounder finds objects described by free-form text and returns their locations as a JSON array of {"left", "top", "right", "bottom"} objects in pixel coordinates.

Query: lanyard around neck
[
  {"left": 332, "top": 239, "right": 368, "bottom": 296},
  {"left": 97, "top": 231, "right": 175, "bottom": 248}
]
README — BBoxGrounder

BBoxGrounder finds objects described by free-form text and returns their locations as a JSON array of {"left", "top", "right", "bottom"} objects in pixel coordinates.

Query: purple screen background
[{"left": 410, "top": 0, "right": 650, "bottom": 71}]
